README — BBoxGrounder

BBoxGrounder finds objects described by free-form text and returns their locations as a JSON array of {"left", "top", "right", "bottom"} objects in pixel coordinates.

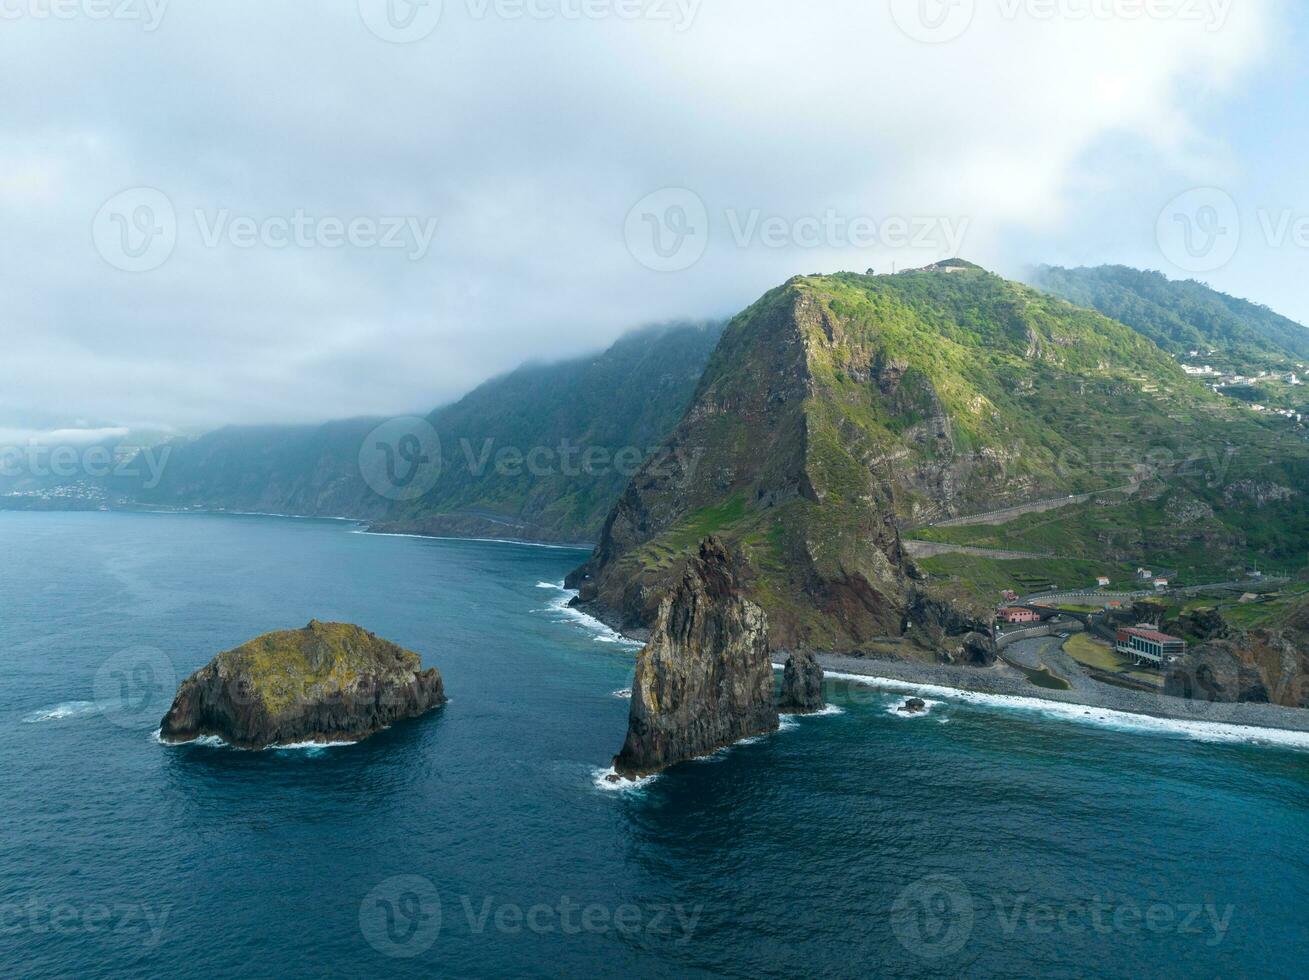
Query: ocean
[{"left": 1, "top": 511, "right": 1305, "bottom": 978}]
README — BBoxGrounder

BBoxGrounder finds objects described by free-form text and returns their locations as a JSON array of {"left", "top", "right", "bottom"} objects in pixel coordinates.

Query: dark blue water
[{"left": 1, "top": 512, "right": 1306, "bottom": 979}]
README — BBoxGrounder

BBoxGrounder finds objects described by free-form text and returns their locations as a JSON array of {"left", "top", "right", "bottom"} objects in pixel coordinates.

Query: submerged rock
[
  {"left": 613, "top": 537, "right": 777, "bottom": 779},
  {"left": 779, "top": 651, "right": 825, "bottom": 714},
  {"left": 159, "top": 621, "right": 446, "bottom": 749}
]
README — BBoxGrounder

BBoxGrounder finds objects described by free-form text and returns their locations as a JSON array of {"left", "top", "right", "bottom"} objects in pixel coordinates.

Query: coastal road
[
  {"left": 919, "top": 481, "right": 1143, "bottom": 530},
  {"left": 903, "top": 540, "right": 1064, "bottom": 561}
]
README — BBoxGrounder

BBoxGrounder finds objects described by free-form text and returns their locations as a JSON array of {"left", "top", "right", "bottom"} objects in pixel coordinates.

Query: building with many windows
[{"left": 1115, "top": 627, "right": 1186, "bottom": 666}]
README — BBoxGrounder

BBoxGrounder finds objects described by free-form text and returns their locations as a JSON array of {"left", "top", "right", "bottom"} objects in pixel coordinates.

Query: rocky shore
[{"left": 816, "top": 641, "right": 1309, "bottom": 735}]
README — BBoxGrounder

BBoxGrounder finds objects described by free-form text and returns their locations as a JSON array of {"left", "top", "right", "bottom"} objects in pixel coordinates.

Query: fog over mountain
[{"left": 2, "top": 0, "right": 1303, "bottom": 440}]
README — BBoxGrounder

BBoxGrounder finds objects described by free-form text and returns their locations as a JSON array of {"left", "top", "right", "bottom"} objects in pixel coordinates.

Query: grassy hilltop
[{"left": 571, "top": 262, "right": 1309, "bottom": 651}]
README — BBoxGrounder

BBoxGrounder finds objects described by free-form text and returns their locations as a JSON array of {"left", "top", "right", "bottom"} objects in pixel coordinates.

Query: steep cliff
[
  {"left": 159, "top": 621, "right": 446, "bottom": 749},
  {"left": 119, "top": 321, "right": 723, "bottom": 543},
  {"left": 1165, "top": 594, "right": 1309, "bottom": 708},
  {"left": 612, "top": 538, "right": 777, "bottom": 778},
  {"left": 570, "top": 263, "right": 1196, "bottom": 652}
]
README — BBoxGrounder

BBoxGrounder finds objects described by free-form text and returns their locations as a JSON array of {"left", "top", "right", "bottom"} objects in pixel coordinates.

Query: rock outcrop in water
[
  {"left": 612, "top": 537, "right": 777, "bottom": 779},
  {"left": 159, "top": 621, "right": 446, "bottom": 749},
  {"left": 779, "top": 651, "right": 825, "bottom": 714}
]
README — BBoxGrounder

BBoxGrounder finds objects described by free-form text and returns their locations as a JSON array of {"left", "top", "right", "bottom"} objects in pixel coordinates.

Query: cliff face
[
  {"left": 613, "top": 538, "right": 778, "bottom": 778},
  {"left": 569, "top": 282, "right": 915, "bottom": 652},
  {"left": 1166, "top": 631, "right": 1309, "bottom": 708},
  {"left": 1165, "top": 596, "right": 1309, "bottom": 709},
  {"left": 569, "top": 263, "right": 1294, "bottom": 655},
  {"left": 119, "top": 322, "right": 723, "bottom": 544},
  {"left": 159, "top": 621, "right": 446, "bottom": 749}
]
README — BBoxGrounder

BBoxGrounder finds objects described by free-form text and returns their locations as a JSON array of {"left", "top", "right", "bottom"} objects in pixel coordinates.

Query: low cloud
[{"left": 0, "top": 0, "right": 1283, "bottom": 431}]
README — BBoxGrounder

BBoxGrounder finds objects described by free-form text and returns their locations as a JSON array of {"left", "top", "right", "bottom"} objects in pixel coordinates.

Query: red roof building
[
  {"left": 1115, "top": 627, "right": 1186, "bottom": 666},
  {"left": 999, "top": 607, "right": 1041, "bottom": 624}
]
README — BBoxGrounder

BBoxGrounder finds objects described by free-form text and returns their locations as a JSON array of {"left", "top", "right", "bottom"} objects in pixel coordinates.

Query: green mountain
[
  {"left": 118, "top": 417, "right": 392, "bottom": 519},
  {"left": 569, "top": 262, "right": 1309, "bottom": 653},
  {"left": 377, "top": 322, "right": 725, "bottom": 542},
  {"left": 1030, "top": 265, "right": 1309, "bottom": 372},
  {"left": 121, "top": 322, "right": 724, "bottom": 542}
]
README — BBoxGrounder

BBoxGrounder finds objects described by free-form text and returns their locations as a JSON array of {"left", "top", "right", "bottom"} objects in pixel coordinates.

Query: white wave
[
  {"left": 208, "top": 510, "right": 360, "bottom": 523},
  {"left": 781, "top": 703, "right": 846, "bottom": 719},
  {"left": 592, "top": 766, "right": 659, "bottom": 792},
  {"left": 771, "top": 664, "right": 847, "bottom": 720},
  {"left": 360, "top": 529, "right": 588, "bottom": 551},
  {"left": 22, "top": 701, "right": 98, "bottom": 723},
  {"left": 152, "top": 729, "right": 355, "bottom": 751},
  {"left": 153, "top": 729, "right": 226, "bottom": 748},
  {"left": 535, "top": 581, "right": 643, "bottom": 648},
  {"left": 611, "top": 689, "right": 632, "bottom": 700},
  {"left": 777, "top": 715, "right": 799, "bottom": 732},
  {"left": 824, "top": 671, "right": 1309, "bottom": 750},
  {"left": 885, "top": 697, "right": 945, "bottom": 719}
]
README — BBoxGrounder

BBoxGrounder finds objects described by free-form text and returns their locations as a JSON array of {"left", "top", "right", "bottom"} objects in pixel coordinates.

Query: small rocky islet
[
  {"left": 779, "top": 650, "right": 826, "bottom": 714},
  {"left": 158, "top": 620, "right": 446, "bottom": 750}
]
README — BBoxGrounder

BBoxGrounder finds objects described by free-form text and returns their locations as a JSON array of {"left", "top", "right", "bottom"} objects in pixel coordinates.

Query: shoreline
[
  {"left": 816, "top": 650, "right": 1309, "bottom": 737},
  {"left": 570, "top": 590, "right": 1309, "bottom": 740},
  {"left": 0, "top": 505, "right": 597, "bottom": 552}
]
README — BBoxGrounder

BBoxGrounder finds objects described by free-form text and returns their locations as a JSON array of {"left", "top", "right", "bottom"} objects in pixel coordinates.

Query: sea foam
[
  {"left": 22, "top": 701, "right": 98, "bottom": 723},
  {"left": 824, "top": 671, "right": 1309, "bottom": 751},
  {"left": 592, "top": 766, "right": 659, "bottom": 792},
  {"left": 152, "top": 729, "right": 356, "bottom": 752},
  {"left": 535, "top": 582, "right": 642, "bottom": 648}
]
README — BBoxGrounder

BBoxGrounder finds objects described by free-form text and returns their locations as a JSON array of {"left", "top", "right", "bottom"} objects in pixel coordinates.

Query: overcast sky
[{"left": 2, "top": 0, "right": 1305, "bottom": 439}]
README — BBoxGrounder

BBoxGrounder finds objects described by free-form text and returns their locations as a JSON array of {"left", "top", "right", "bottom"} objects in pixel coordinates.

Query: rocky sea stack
[
  {"left": 779, "top": 651, "right": 825, "bottom": 714},
  {"left": 159, "top": 621, "right": 446, "bottom": 749},
  {"left": 612, "top": 537, "right": 777, "bottom": 780}
]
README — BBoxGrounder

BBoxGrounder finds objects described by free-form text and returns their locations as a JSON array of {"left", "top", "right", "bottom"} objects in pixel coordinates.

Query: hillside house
[{"left": 999, "top": 607, "right": 1040, "bottom": 624}]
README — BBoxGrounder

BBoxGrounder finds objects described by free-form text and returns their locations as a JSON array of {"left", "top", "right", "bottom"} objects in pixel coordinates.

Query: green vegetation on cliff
[
  {"left": 122, "top": 321, "right": 724, "bottom": 542},
  {"left": 573, "top": 263, "right": 1309, "bottom": 652}
]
